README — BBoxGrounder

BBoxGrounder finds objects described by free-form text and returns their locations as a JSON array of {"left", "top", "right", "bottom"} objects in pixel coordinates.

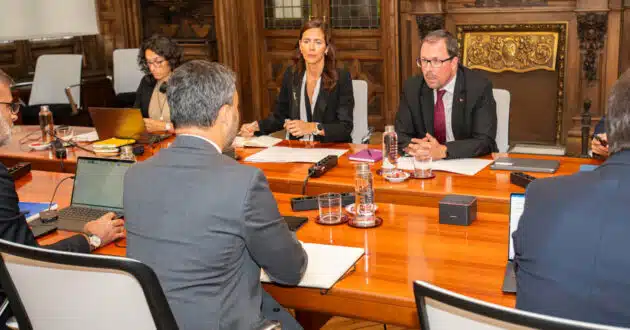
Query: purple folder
[{"left": 348, "top": 149, "right": 383, "bottom": 163}]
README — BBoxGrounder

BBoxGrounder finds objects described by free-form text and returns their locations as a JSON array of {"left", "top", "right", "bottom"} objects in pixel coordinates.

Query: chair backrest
[
  {"left": 413, "top": 280, "right": 625, "bottom": 330},
  {"left": 351, "top": 80, "right": 369, "bottom": 144},
  {"left": 113, "top": 48, "right": 144, "bottom": 95},
  {"left": 0, "top": 239, "right": 178, "bottom": 330},
  {"left": 29, "top": 54, "right": 83, "bottom": 106},
  {"left": 493, "top": 88, "right": 510, "bottom": 153}
]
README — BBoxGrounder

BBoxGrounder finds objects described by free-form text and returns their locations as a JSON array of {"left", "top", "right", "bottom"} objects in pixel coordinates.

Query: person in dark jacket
[
  {"left": 239, "top": 18, "right": 354, "bottom": 143},
  {"left": 134, "top": 35, "right": 184, "bottom": 133}
]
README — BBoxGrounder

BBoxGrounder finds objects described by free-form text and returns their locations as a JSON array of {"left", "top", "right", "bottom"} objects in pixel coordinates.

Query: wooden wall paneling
[
  {"left": 623, "top": 4, "right": 630, "bottom": 74},
  {"left": 603, "top": 0, "right": 623, "bottom": 112},
  {"left": 381, "top": 0, "right": 401, "bottom": 126}
]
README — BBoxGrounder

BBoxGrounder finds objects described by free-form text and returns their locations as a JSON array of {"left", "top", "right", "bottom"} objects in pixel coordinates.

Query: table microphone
[{"left": 159, "top": 82, "right": 168, "bottom": 94}]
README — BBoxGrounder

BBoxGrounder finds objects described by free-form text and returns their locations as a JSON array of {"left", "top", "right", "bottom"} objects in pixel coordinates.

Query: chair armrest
[
  {"left": 65, "top": 83, "right": 81, "bottom": 116},
  {"left": 10, "top": 81, "right": 33, "bottom": 89}
]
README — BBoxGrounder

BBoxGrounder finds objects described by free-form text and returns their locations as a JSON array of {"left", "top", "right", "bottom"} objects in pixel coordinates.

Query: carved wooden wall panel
[{"left": 621, "top": 5, "right": 630, "bottom": 74}]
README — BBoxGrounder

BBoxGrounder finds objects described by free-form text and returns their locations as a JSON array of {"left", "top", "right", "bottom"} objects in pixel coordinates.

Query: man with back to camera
[
  {"left": 395, "top": 29, "right": 497, "bottom": 160},
  {"left": 123, "top": 60, "right": 307, "bottom": 330},
  {"left": 513, "top": 69, "right": 630, "bottom": 327},
  {"left": 0, "top": 69, "right": 125, "bottom": 324}
]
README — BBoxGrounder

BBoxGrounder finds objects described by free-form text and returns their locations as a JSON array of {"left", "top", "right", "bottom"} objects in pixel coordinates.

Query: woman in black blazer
[
  {"left": 239, "top": 18, "right": 354, "bottom": 143},
  {"left": 134, "top": 35, "right": 183, "bottom": 132}
]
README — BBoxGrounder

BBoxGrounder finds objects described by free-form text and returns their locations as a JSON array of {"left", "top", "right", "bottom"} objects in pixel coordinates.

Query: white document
[
  {"left": 233, "top": 135, "right": 282, "bottom": 148},
  {"left": 73, "top": 130, "right": 99, "bottom": 142},
  {"left": 397, "top": 157, "right": 493, "bottom": 176},
  {"left": 245, "top": 146, "right": 348, "bottom": 163},
  {"left": 261, "top": 243, "right": 364, "bottom": 289}
]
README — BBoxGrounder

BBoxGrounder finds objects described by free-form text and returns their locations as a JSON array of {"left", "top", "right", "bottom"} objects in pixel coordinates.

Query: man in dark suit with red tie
[{"left": 395, "top": 30, "right": 497, "bottom": 160}]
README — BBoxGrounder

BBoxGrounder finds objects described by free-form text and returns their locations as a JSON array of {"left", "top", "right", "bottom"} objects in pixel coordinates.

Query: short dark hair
[
  {"left": 167, "top": 60, "right": 236, "bottom": 129},
  {"left": 422, "top": 29, "right": 459, "bottom": 58},
  {"left": 137, "top": 35, "right": 184, "bottom": 75},
  {"left": 606, "top": 69, "right": 630, "bottom": 154}
]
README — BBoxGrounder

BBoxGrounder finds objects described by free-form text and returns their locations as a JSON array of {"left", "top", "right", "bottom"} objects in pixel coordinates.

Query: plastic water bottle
[
  {"left": 354, "top": 163, "right": 375, "bottom": 225},
  {"left": 38, "top": 105, "right": 54, "bottom": 143},
  {"left": 381, "top": 125, "right": 398, "bottom": 175}
]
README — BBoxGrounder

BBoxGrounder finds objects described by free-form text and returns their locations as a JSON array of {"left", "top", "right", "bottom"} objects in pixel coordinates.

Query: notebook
[
  {"left": 348, "top": 149, "right": 382, "bottom": 163},
  {"left": 55, "top": 157, "right": 134, "bottom": 232},
  {"left": 502, "top": 193, "right": 525, "bottom": 293},
  {"left": 261, "top": 243, "right": 364, "bottom": 289},
  {"left": 490, "top": 157, "right": 559, "bottom": 173},
  {"left": 18, "top": 202, "right": 58, "bottom": 223}
]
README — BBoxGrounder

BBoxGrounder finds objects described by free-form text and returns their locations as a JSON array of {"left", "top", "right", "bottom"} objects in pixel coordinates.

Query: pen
[
  {"left": 593, "top": 134, "right": 608, "bottom": 147},
  {"left": 366, "top": 149, "right": 373, "bottom": 157}
]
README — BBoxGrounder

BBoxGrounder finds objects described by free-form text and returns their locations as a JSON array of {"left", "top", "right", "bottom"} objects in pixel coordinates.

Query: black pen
[{"left": 366, "top": 148, "right": 373, "bottom": 157}]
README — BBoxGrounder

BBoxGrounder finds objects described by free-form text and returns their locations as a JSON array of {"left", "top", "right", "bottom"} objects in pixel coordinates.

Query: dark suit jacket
[
  {"left": 513, "top": 150, "right": 630, "bottom": 327},
  {"left": 0, "top": 163, "right": 89, "bottom": 252},
  {"left": 258, "top": 66, "right": 354, "bottom": 143},
  {"left": 133, "top": 74, "right": 157, "bottom": 118},
  {"left": 594, "top": 116, "right": 606, "bottom": 135},
  {"left": 395, "top": 65, "right": 497, "bottom": 159},
  {"left": 124, "top": 135, "right": 307, "bottom": 330}
]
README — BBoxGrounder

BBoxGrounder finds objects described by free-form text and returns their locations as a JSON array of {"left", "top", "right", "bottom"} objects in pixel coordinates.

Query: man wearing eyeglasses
[{"left": 395, "top": 30, "right": 497, "bottom": 160}]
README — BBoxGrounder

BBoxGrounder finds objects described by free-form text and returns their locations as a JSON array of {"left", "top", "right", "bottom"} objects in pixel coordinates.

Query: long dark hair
[
  {"left": 137, "top": 35, "right": 184, "bottom": 76},
  {"left": 293, "top": 18, "right": 338, "bottom": 91}
]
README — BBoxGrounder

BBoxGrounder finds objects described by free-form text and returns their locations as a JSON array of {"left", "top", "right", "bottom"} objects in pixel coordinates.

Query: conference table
[
  {"left": 2, "top": 126, "right": 601, "bottom": 215},
  {"left": 20, "top": 170, "right": 515, "bottom": 329}
]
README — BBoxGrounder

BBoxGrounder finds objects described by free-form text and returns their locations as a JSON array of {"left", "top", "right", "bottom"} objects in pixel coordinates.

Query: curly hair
[
  {"left": 137, "top": 35, "right": 184, "bottom": 76},
  {"left": 293, "top": 18, "right": 338, "bottom": 91}
]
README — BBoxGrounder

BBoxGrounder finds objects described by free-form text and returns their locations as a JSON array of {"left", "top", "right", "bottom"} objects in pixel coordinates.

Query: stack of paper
[
  {"left": 73, "top": 130, "right": 99, "bottom": 142},
  {"left": 261, "top": 243, "right": 364, "bottom": 289},
  {"left": 233, "top": 136, "right": 282, "bottom": 148},
  {"left": 245, "top": 146, "right": 348, "bottom": 163},
  {"left": 397, "top": 157, "right": 493, "bottom": 176}
]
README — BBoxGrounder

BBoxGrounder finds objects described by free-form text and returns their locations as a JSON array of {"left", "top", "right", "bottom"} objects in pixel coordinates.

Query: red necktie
[{"left": 434, "top": 89, "right": 447, "bottom": 144}]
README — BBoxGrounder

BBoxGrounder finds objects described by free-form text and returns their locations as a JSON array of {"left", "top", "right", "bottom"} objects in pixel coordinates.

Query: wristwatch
[
  {"left": 87, "top": 234, "right": 102, "bottom": 250},
  {"left": 313, "top": 123, "right": 323, "bottom": 135}
]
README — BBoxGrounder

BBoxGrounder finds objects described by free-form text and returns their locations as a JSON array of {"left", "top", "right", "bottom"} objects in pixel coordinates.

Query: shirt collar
[
  {"left": 177, "top": 134, "right": 222, "bottom": 153},
  {"left": 439, "top": 73, "right": 457, "bottom": 94}
]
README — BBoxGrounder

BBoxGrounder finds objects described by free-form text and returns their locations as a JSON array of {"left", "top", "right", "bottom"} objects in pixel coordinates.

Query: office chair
[
  {"left": 493, "top": 88, "right": 511, "bottom": 153},
  {"left": 16, "top": 54, "right": 83, "bottom": 126},
  {"left": 0, "top": 238, "right": 178, "bottom": 330},
  {"left": 112, "top": 48, "right": 144, "bottom": 107},
  {"left": 413, "top": 280, "right": 626, "bottom": 330},
  {"left": 351, "top": 80, "right": 374, "bottom": 144}
]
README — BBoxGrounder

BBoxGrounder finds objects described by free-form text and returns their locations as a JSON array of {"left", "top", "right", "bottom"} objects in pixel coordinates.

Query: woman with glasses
[
  {"left": 239, "top": 18, "right": 354, "bottom": 143},
  {"left": 134, "top": 35, "right": 183, "bottom": 132},
  {"left": 395, "top": 29, "right": 497, "bottom": 160}
]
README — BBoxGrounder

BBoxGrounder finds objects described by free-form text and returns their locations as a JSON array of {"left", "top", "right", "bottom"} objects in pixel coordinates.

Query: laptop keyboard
[{"left": 58, "top": 207, "right": 120, "bottom": 223}]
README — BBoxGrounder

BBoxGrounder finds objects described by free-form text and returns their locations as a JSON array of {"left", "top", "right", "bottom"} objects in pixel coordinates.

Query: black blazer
[
  {"left": 0, "top": 164, "right": 89, "bottom": 252},
  {"left": 133, "top": 74, "right": 158, "bottom": 119},
  {"left": 257, "top": 66, "right": 354, "bottom": 143},
  {"left": 513, "top": 150, "right": 630, "bottom": 326},
  {"left": 395, "top": 65, "right": 497, "bottom": 159}
]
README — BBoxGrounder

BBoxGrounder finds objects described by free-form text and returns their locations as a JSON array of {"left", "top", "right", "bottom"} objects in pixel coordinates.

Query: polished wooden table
[
  {"left": 20, "top": 170, "right": 516, "bottom": 328},
  {"left": 5, "top": 127, "right": 600, "bottom": 214},
  {"left": 0, "top": 125, "right": 172, "bottom": 172}
]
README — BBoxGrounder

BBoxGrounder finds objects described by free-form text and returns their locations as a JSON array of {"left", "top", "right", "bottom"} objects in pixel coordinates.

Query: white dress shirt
[
  {"left": 299, "top": 73, "right": 322, "bottom": 141},
  {"left": 432, "top": 73, "right": 457, "bottom": 143},
  {"left": 178, "top": 134, "right": 222, "bottom": 153}
]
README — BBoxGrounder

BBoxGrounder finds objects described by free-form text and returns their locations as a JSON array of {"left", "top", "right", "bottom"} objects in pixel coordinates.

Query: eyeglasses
[
  {"left": 300, "top": 38, "right": 325, "bottom": 48},
  {"left": 0, "top": 102, "right": 20, "bottom": 115},
  {"left": 416, "top": 56, "right": 455, "bottom": 68},
  {"left": 147, "top": 58, "right": 166, "bottom": 68}
]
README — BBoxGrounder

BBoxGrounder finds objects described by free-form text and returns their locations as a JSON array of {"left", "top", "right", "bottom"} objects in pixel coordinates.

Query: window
[
  {"left": 330, "top": 0, "right": 380, "bottom": 29},
  {"left": 264, "top": 0, "right": 311, "bottom": 29}
]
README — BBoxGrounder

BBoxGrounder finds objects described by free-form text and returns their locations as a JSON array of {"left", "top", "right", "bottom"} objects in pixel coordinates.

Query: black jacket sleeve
[
  {"left": 444, "top": 81, "right": 497, "bottom": 159},
  {"left": 134, "top": 75, "right": 154, "bottom": 119},
  {"left": 594, "top": 117, "right": 606, "bottom": 135},
  {"left": 320, "top": 70, "right": 354, "bottom": 143},
  {"left": 0, "top": 165, "right": 89, "bottom": 253},
  {"left": 395, "top": 78, "right": 420, "bottom": 149},
  {"left": 258, "top": 68, "right": 293, "bottom": 135}
]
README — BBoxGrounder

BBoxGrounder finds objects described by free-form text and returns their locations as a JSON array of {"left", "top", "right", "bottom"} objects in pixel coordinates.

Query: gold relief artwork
[{"left": 462, "top": 32, "right": 559, "bottom": 73}]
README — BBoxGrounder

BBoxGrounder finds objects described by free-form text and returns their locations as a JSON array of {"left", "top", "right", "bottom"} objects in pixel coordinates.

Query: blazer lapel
[
  {"left": 450, "top": 71, "right": 466, "bottom": 139},
  {"left": 311, "top": 88, "right": 329, "bottom": 123},
  {"left": 290, "top": 69, "right": 302, "bottom": 120},
  {"left": 420, "top": 83, "right": 435, "bottom": 136}
]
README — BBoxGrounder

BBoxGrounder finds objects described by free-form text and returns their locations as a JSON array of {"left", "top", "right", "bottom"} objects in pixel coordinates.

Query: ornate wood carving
[
  {"left": 457, "top": 23, "right": 567, "bottom": 143},
  {"left": 415, "top": 15, "right": 445, "bottom": 40},
  {"left": 462, "top": 31, "right": 559, "bottom": 73},
  {"left": 577, "top": 13, "right": 607, "bottom": 82},
  {"left": 470, "top": 0, "right": 547, "bottom": 7}
]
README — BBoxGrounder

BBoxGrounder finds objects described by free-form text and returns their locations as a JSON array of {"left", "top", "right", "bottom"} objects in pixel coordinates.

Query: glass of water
[
  {"left": 317, "top": 193, "right": 342, "bottom": 224},
  {"left": 413, "top": 154, "right": 432, "bottom": 178}
]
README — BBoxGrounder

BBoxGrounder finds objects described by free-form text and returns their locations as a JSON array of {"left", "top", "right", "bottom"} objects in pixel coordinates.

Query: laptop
[
  {"left": 56, "top": 157, "right": 134, "bottom": 232},
  {"left": 490, "top": 157, "right": 560, "bottom": 173},
  {"left": 88, "top": 107, "right": 171, "bottom": 144},
  {"left": 502, "top": 193, "right": 526, "bottom": 293}
]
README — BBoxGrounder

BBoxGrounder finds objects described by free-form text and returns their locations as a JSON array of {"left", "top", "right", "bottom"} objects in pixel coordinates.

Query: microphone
[
  {"left": 308, "top": 155, "right": 338, "bottom": 178},
  {"left": 360, "top": 127, "right": 375, "bottom": 144},
  {"left": 159, "top": 82, "right": 168, "bottom": 94}
]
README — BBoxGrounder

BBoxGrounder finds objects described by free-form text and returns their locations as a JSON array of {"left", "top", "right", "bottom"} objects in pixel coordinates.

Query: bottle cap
[
  {"left": 355, "top": 162, "right": 370, "bottom": 174},
  {"left": 384, "top": 125, "right": 395, "bottom": 133}
]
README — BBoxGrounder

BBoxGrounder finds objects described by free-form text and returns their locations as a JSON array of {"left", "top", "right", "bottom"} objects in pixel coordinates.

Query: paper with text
[
  {"left": 245, "top": 146, "right": 348, "bottom": 163},
  {"left": 233, "top": 136, "right": 282, "bottom": 148},
  {"left": 397, "top": 157, "right": 492, "bottom": 176}
]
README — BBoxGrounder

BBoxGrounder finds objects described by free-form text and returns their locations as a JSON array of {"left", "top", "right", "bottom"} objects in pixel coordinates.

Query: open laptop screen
[
  {"left": 71, "top": 157, "right": 134, "bottom": 211},
  {"left": 509, "top": 193, "right": 526, "bottom": 260}
]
